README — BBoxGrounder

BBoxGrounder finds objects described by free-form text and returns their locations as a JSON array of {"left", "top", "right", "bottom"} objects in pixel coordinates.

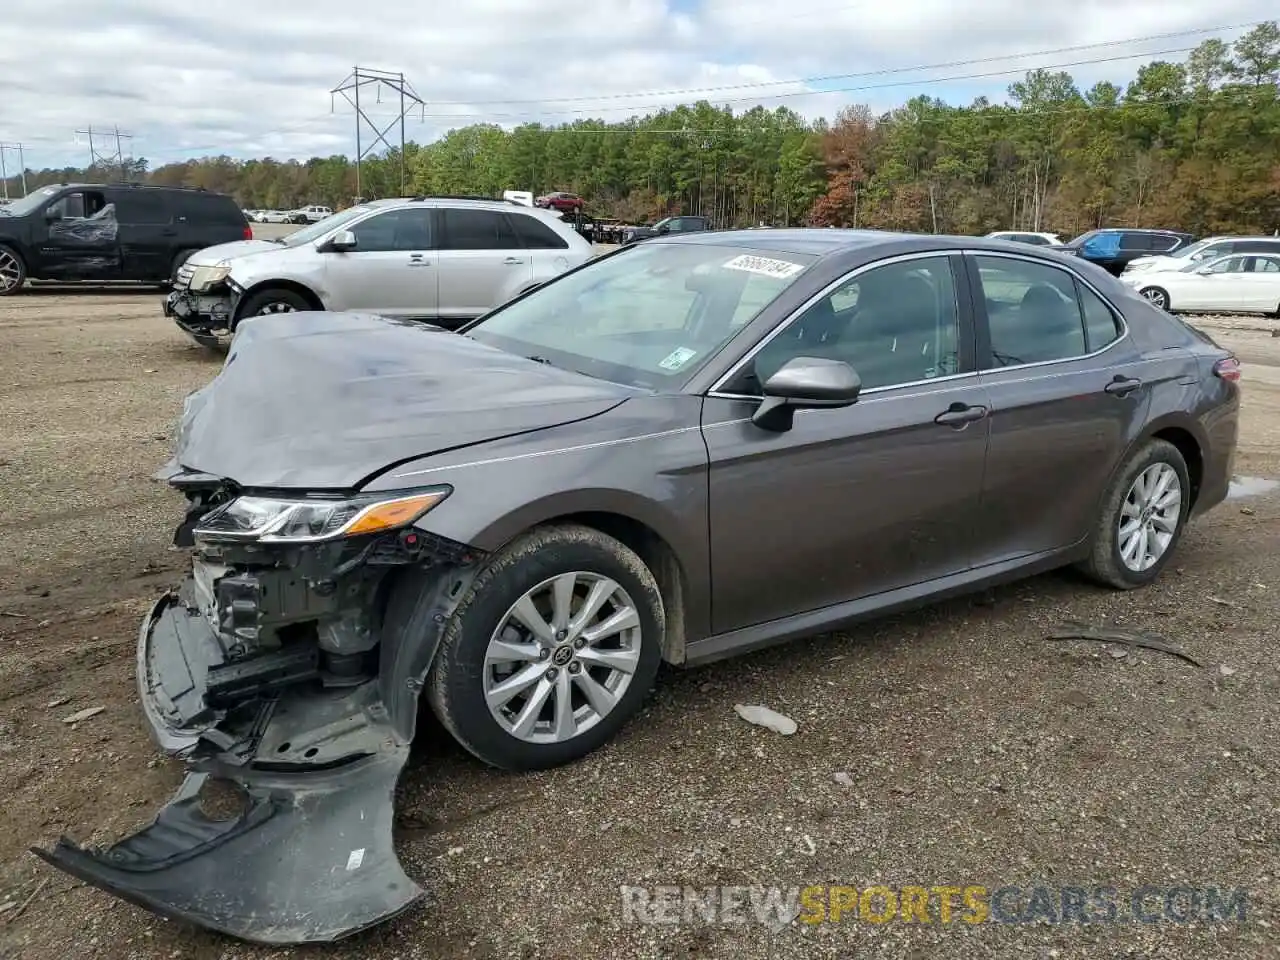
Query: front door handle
[
  {"left": 1104, "top": 376, "right": 1142, "bottom": 397},
  {"left": 407, "top": 254, "right": 430, "bottom": 267},
  {"left": 504, "top": 257, "right": 525, "bottom": 265},
  {"left": 934, "top": 402, "right": 988, "bottom": 427}
]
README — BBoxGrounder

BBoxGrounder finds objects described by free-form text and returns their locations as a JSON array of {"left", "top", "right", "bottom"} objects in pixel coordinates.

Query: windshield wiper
[{"left": 526, "top": 355, "right": 553, "bottom": 365}]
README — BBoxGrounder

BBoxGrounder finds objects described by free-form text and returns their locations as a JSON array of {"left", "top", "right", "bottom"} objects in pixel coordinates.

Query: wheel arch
[
  {"left": 455, "top": 492, "right": 703, "bottom": 665},
  {"left": 1114, "top": 413, "right": 1207, "bottom": 511},
  {"left": 232, "top": 277, "right": 325, "bottom": 322}
]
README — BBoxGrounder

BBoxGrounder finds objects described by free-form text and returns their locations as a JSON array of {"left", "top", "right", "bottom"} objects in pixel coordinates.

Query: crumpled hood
[
  {"left": 187, "top": 239, "right": 286, "bottom": 266},
  {"left": 170, "top": 312, "right": 632, "bottom": 489}
]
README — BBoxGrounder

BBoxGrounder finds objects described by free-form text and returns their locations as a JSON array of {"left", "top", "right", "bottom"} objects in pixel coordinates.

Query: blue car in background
[{"left": 1059, "top": 228, "right": 1197, "bottom": 276}]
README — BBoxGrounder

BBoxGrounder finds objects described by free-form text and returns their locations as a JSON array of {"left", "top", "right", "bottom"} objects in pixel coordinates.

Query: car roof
[
  {"left": 364, "top": 196, "right": 549, "bottom": 214},
  {"left": 649, "top": 228, "right": 1088, "bottom": 260}
]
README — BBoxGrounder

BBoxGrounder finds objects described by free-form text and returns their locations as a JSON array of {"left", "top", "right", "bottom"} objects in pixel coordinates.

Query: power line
[
  {"left": 25, "top": 22, "right": 1267, "bottom": 165},
  {"left": 426, "top": 21, "right": 1266, "bottom": 107},
  {"left": 419, "top": 44, "right": 1206, "bottom": 121},
  {"left": 153, "top": 30, "right": 1240, "bottom": 156}
]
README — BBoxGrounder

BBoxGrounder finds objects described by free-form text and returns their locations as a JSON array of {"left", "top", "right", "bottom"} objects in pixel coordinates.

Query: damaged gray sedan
[{"left": 35, "top": 230, "right": 1239, "bottom": 943}]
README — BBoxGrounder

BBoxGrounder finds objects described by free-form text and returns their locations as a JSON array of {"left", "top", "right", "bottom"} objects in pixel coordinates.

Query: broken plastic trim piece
[{"left": 32, "top": 749, "right": 419, "bottom": 945}]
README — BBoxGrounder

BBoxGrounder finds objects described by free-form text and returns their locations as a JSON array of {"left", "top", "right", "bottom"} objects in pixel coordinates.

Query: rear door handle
[
  {"left": 504, "top": 257, "right": 525, "bottom": 265},
  {"left": 1104, "top": 376, "right": 1142, "bottom": 397},
  {"left": 934, "top": 402, "right": 988, "bottom": 427},
  {"left": 407, "top": 254, "right": 430, "bottom": 267}
]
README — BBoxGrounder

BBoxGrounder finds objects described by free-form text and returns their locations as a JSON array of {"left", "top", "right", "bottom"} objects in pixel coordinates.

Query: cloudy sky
[{"left": 0, "top": 0, "right": 1272, "bottom": 169}]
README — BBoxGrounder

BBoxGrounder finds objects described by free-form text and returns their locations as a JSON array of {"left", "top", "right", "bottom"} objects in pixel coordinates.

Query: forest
[{"left": 5, "top": 25, "right": 1279, "bottom": 238}]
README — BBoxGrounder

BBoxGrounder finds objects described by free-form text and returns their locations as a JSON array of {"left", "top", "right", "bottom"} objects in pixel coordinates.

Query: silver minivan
[{"left": 164, "top": 197, "right": 593, "bottom": 347}]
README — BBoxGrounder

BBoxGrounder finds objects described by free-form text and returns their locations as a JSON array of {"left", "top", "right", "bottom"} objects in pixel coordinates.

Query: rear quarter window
[
  {"left": 510, "top": 213, "right": 569, "bottom": 249},
  {"left": 171, "top": 191, "right": 245, "bottom": 225}
]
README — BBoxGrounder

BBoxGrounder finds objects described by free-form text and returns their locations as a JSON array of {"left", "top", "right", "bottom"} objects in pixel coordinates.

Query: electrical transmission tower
[
  {"left": 0, "top": 142, "right": 27, "bottom": 199},
  {"left": 330, "top": 67, "right": 425, "bottom": 199},
  {"left": 74, "top": 125, "right": 134, "bottom": 180}
]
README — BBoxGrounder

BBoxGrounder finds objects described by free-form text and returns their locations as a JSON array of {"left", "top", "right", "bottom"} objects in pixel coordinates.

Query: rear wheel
[
  {"left": 1139, "top": 286, "right": 1170, "bottom": 310},
  {"left": 427, "top": 524, "right": 664, "bottom": 771},
  {"left": 0, "top": 244, "right": 26, "bottom": 296},
  {"left": 1078, "top": 439, "right": 1191, "bottom": 589}
]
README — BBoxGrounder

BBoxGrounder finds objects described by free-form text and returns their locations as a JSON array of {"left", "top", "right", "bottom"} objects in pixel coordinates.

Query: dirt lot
[{"left": 1, "top": 290, "right": 1278, "bottom": 960}]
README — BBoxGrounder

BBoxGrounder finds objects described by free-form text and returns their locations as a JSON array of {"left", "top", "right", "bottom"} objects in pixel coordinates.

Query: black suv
[
  {"left": 623, "top": 215, "right": 711, "bottom": 245},
  {"left": 0, "top": 183, "right": 250, "bottom": 295},
  {"left": 1058, "top": 228, "right": 1196, "bottom": 276}
]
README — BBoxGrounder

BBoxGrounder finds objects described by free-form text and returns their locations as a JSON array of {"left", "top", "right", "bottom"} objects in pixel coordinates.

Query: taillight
[
  {"left": 1213, "top": 357, "right": 1241, "bottom": 382},
  {"left": 243, "top": 224, "right": 253, "bottom": 240}
]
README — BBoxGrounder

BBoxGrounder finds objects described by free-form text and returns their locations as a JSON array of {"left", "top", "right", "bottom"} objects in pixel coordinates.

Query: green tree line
[{"left": 5, "top": 25, "right": 1278, "bottom": 236}]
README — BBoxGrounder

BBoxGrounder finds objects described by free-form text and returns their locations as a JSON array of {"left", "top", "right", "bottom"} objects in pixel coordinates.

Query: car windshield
[
  {"left": 1169, "top": 239, "right": 1213, "bottom": 260},
  {"left": 0, "top": 185, "right": 62, "bottom": 217},
  {"left": 466, "top": 241, "right": 818, "bottom": 389},
  {"left": 280, "top": 205, "right": 371, "bottom": 246}
]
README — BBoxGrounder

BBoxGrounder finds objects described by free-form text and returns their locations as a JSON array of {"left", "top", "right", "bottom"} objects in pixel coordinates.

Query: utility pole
[
  {"left": 330, "top": 67, "right": 425, "bottom": 200},
  {"left": 0, "top": 142, "right": 27, "bottom": 198},
  {"left": 74, "top": 125, "right": 134, "bottom": 180}
]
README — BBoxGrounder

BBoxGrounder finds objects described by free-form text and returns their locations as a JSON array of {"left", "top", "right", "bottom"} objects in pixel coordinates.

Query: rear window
[{"left": 510, "top": 213, "right": 569, "bottom": 249}]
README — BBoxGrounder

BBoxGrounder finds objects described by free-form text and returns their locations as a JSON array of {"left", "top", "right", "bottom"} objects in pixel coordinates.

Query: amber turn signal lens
[{"left": 345, "top": 492, "right": 448, "bottom": 536}]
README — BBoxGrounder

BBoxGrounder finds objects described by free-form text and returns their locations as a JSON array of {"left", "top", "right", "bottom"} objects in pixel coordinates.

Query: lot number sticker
[
  {"left": 722, "top": 254, "right": 805, "bottom": 279},
  {"left": 659, "top": 347, "right": 699, "bottom": 370}
]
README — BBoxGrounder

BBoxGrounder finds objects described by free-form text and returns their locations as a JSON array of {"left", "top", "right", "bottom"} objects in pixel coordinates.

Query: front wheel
[
  {"left": 235, "top": 287, "right": 312, "bottom": 324},
  {"left": 1078, "top": 439, "right": 1191, "bottom": 589},
  {"left": 0, "top": 244, "right": 26, "bottom": 296},
  {"left": 427, "top": 524, "right": 665, "bottom": 771},
  {"left": 1139, "top": 286, "right": 1170, "bottom": 311}
]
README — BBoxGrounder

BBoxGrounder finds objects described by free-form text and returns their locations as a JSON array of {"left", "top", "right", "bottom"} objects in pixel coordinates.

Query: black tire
[
  {"left": 1077, "top": 438, "right": 1191, "bottom": 590},
  {"left": 171, "top": 248, "right": 197, "bottom": 280},
  {"left": 234, "top": 287, "right": 313, "bottom": 324},
  {"left": 1140, "top": 286, "right": 1170, "bottom": 311},
  {"left": 0, "top": 243, "right": 27, "bottom": 296},
  {"left": 427, "top": 524, "right": 665, "bottom": 771}
]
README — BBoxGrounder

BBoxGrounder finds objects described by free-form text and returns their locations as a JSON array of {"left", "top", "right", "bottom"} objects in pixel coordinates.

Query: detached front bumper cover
[{"left": 33, "top": 554, "right": 477, "bottom": 945}]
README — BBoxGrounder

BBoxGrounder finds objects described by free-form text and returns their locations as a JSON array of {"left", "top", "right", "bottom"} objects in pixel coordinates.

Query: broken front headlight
[
  {"left": 187, "top": 262, "right": 232, "bottom": 293},
  {"left": 193, "top": 487, "right": 451, "bottom": 543}
]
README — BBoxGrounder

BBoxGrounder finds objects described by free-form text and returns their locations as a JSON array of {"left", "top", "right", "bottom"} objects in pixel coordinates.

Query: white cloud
[{"left": 0, "top": 0, "right": 1271, "bottom": 168}]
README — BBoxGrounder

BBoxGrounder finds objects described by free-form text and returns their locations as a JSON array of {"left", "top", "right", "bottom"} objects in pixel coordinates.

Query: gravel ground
[{"left": 0, "top": 291, "right": 1278, "bottom": 960}]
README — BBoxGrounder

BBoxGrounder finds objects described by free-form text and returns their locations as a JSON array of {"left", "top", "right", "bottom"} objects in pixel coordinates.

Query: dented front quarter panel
[{"left": 33, "top": 526, "right": 483, "bottom": 944}]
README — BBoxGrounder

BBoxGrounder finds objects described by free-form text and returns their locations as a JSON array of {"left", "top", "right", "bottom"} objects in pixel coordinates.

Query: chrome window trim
[
  {"left": 707, "top": 250, "right": 965, "bottom": 396},
  {"left": 708, "top": 247, "right": 1135, "bottom": 396}
]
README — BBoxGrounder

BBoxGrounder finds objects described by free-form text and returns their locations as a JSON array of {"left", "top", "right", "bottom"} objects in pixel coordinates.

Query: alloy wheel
[
  {"left": 255, "top": 301, "right": 296, "bottom": 315},
  {"left": 1141, "top": 288, "right": 1168, "bottom": 309},
  {"left": 1118, "top": 462, "right": 1182, "bottom": 572},
  {"left": 482, "top": 571, "right": 642, "bottom": 744},
  {"left": 0, "top": 250, "right": 21, "bottom": 292}
]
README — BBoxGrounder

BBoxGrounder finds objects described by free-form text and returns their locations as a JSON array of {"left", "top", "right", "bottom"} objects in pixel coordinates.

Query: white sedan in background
[{"left": 1122, "top": 252, "right": 1280, "bottom": 314}]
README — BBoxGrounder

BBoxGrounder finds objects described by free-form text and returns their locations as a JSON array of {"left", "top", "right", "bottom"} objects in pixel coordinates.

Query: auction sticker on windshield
[
  {"left": 723, "top": 254, "right": 806, "bottom": 279},
  {"left": 659, "top": 347, "right": 698, "bottom": 371}
]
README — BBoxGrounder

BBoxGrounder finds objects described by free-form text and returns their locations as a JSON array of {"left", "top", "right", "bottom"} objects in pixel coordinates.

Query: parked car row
[
  {"left": 244, "top": 205, "right": 333, "bottom": 225},
  {"left": 164, "top": 196, "right": 593, "bottom": 347}
]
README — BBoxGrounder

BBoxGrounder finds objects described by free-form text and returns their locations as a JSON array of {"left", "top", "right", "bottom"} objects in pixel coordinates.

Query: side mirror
[
  {"left": 751, "top": 357, "right": 862, "bottom": 432},
  {"left": 656, "top": 224, "right": 670, "bottom": 235},
  {"left": 45, "top": 210, "right": 62, "bottom": 222},
  {"left": 320, "top": 230, "right": 357, "bottom": 252},
  {"left": 1194, "top": 265, "right": 1214, "bottom": 275}
]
